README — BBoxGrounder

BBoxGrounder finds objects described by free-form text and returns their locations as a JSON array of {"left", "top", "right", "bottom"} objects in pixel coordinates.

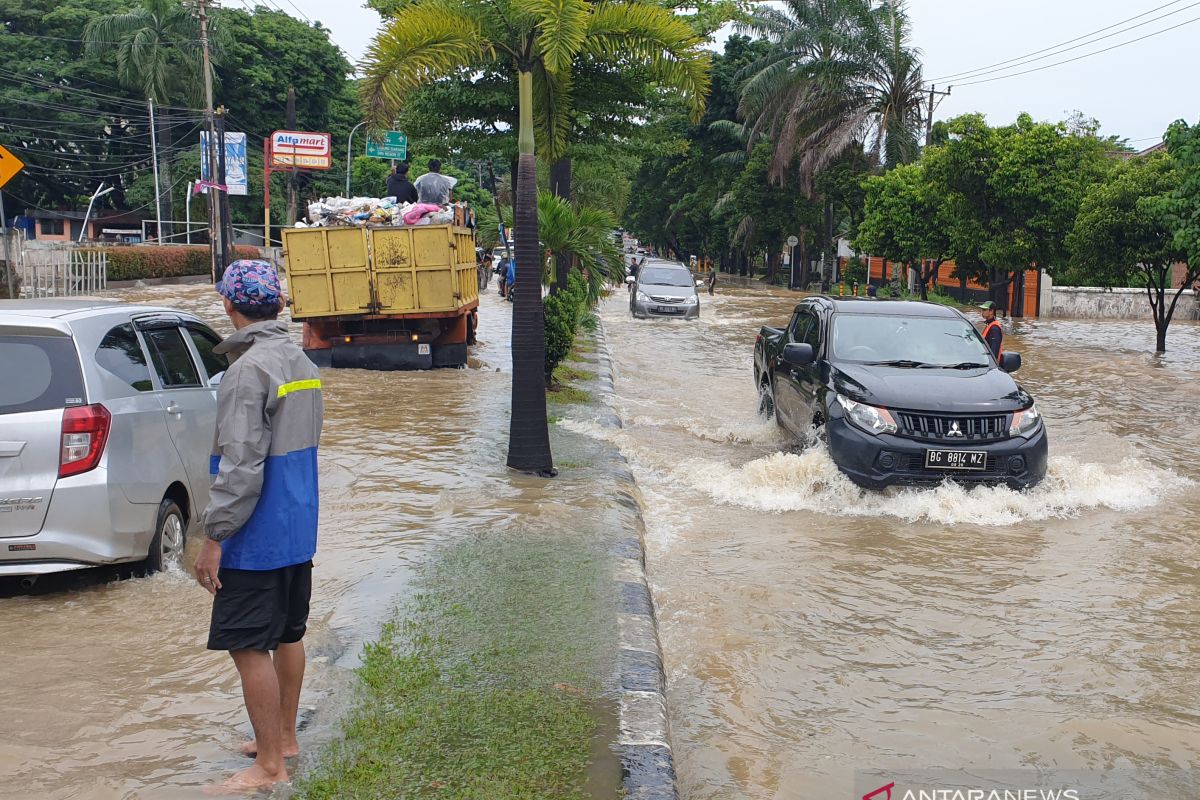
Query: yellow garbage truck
[{"left": 281, "top": 224, "right": 479, "bottom": 370}]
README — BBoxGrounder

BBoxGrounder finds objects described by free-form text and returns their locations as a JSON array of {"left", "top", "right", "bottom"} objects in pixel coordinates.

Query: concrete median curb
[{"left": 593, "top": 322, "right": 679, "bottom": 800}]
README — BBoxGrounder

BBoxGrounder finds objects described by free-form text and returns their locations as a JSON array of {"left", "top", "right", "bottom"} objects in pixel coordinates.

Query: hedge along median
[{"left": 93, "top": 245, "right": 262, "bottom": 282}]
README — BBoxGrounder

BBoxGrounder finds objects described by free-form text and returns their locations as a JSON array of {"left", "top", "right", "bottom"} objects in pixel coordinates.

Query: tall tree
[
  {"left": 84, "top": 0, "right": 211, "bottom": 235},
  {"left": 856, "top": 161, "right": 950, "bottom": 299},
  {"left": 1068, "top": 151, "right": 1192, "bottom": 352},
  {"left": 362, "top": 0, "right": 710, "bottom": 474},
  {"left": 737, "top": 0, "right": 924, "bottom": 287},
  {"left": 924, "top": 113, "right": 1108, "bottom": 315}
]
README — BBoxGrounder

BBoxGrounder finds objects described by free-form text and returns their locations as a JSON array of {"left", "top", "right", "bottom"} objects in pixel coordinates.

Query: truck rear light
[{"left": 60, "top": 404, "right": 111, "bottom": 478}]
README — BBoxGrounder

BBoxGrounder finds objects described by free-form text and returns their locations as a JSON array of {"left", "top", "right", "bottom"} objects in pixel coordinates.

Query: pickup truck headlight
[
  {"left": 1009, "top": 403, "right": 1041, "bottom": 437},
  {"left": 836, "top": 394, "right": 897, "bottom": 436}
]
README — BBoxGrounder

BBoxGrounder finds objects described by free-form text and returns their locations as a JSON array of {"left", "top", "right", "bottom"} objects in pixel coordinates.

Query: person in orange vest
[{"left": 980, "top": 301, "right": 1003, "bottom": 359}]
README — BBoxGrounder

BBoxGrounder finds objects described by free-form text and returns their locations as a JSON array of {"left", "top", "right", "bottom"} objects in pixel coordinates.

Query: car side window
[
  {"left": 186, "top": 325, "right": 228, "bottom": 381},
  {"left": 799, "top": 312, "right": 822, "bottom": 351},
  {"left": 143, "top": 327, "right": 201, "bottom": 389},
  {"left": 95, "top": 323, "right": 154, "bottom": 392},
  {"left": 790, "top": 311, "right": 811, "bottom": 343}
]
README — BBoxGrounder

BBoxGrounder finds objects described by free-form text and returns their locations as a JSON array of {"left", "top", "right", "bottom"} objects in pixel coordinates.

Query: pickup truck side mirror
[
  {"left": 782, "top": 342, "right": 815, "bottom": 367},
  {"left": 625, "top": 276, "right": 636, "bottom": 285},
  {"left": 999, "top": 352, "right": 1022, "bottom": 373}
]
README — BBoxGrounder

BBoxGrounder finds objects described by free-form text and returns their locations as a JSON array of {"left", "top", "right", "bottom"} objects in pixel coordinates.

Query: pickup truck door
[
  {"left": 773, "top": 311, "right": 815, "bottom": 431},
  {"left": 792, "top": 310, "right": 825, "bottom": 424}
]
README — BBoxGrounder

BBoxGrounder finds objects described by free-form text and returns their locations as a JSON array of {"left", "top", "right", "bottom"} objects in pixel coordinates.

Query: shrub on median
[
  {"left": 543, "top": 271, "right": 589, "bottom": 385},
  {"left": 97, "top": 245, "right": 261, "bottom": 282}
]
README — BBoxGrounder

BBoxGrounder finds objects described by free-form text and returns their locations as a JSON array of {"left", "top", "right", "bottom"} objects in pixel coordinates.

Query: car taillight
[{"left": 60, "top": 404, "right": 111, "bottom": 478}]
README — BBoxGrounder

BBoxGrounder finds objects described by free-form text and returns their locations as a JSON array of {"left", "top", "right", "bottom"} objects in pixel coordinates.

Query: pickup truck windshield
[
  {"left": 830, "top": 314, "right": 993, "bottom": 368},
  {"left": 639, "top": 268, "right": 694, "bottom": 287}
]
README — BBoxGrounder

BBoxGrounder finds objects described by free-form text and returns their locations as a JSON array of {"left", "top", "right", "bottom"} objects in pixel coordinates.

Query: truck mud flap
[
  {"left": 304, "top": 343, "right": 468, "bottom": 370},
  {"left": 432, "top": 343, "right": 467, "bottom": 368}
]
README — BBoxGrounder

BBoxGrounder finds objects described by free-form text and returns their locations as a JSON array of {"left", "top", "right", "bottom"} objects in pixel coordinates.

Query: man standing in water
[
  {"left": 193, "top": 260, "right": 324, "bottom": 792},
  {"left": 980, "top": 300, "right": 1004, "bottom": 360}
]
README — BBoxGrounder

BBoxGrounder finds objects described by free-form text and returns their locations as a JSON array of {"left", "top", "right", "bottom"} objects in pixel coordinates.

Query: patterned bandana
[{"left": 217, "top": 260, "right": 282, "bottom": 307}]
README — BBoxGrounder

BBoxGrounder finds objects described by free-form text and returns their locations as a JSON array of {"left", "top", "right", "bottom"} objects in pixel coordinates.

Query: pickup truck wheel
[{"left": 757, "top": 383, "right": 775, "bottom": 419}]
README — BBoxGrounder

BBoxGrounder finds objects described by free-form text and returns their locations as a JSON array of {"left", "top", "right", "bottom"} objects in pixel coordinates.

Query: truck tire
[{"left": 757, "top": 382, "right": 775, "bottom": 419}]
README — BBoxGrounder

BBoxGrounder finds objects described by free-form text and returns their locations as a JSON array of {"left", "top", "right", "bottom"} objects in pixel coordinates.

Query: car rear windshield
[
  {"left": 0, "top": 333, "right": 85, "bottom": 414},
  {"left": 640, "top": 268, "right": 693, "bottom": 287},
  {"left": 830, "top": 314, "right": 993, "bottom": 367}
]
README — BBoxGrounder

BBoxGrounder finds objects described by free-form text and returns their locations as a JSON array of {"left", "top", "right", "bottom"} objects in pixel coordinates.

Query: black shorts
[{"left": 207, "top": 561, "right": 313, "bottom": 652}]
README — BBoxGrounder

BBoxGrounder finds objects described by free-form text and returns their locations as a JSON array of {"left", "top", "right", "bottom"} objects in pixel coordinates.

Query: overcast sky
[{"left": 282, "top": 0, "right": 1197, "bottom": 143}]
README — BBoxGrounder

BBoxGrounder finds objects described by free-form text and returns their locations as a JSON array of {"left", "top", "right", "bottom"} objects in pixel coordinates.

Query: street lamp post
[
  {"left": 346, "top": 121, "right": 367, "bottom": 196},
  {"left": 78, "top": 184, "right": 116, "bottom": 243}
]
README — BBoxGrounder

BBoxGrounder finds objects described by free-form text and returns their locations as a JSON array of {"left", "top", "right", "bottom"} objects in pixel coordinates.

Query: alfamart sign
[{"left": 269, "top": 130, "right": 332, "bottom": 170}]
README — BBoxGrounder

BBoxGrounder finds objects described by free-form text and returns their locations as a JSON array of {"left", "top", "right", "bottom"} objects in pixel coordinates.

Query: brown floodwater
[
  {"left": 0, "top": 282, "right": 590, "bottom": 799},
  {"left": 573, "top": 278, "right": 1200, "bottom": 799}
]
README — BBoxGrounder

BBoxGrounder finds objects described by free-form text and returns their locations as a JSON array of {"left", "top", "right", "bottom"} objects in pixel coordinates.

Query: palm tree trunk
[
  {"left": 550, "top": 157, "right": 572, "bottom": 295},
  {"left": 506, "top": 69, "right": 554, "bottom": 475}
]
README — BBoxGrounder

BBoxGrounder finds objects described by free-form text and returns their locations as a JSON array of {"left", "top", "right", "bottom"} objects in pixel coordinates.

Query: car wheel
[
  {"left": 145, "top": 498, "right": 186, "bottom": 574},
  {"left": 757, "top": 382, "right": 775, "bottom": 419}
]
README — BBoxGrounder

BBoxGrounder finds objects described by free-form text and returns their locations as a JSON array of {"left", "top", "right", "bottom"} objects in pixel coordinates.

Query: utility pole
[
  {"left": 285, "top": 86, "right": 298, "bottom": 226},
  {"left": 193, "top": 0, "right": 223, "bottom": 282},
  {"left": 925, "top": 84, "right": 952, "bottom": 147},
  {"left": 148, "top": 98, "right": 164, "bottom": 242},
  {"left": 216, "top": 106, "right": 235, "bottom": 264}
]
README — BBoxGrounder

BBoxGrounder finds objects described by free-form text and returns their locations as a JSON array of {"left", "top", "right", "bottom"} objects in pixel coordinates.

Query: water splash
[{"left": 559, "top": 418, "right": 1189, "bottom": 527}]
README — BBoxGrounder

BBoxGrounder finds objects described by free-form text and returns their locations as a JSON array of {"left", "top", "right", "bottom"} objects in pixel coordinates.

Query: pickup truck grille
[
  {"left": 896, "top": 412, "right": 1010, "bottom": 442},
  {"left": 649, "top": 295, "right": 685, "bottom": 304}
]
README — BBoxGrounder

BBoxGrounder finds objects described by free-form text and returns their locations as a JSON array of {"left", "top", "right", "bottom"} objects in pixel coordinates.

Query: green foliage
[
  {"left": 856, "top": 161, "right": 950, "bottom": 296},
  {"left": 923, "top": 113, "right": 1110, "bottom": 280},
  {"left": 349, "top": 156, "right": 392, "bottom": 198},
  {"left": 1158, "top": 119, "right": 1200, "bottom": 266},
  {"left": 543, "top": 271, "right": 589, "bottom": 382},
  {"left": 738, "top": 0, "right": 925, "bottom": 185},
  {"left": 101, "top": 244, "right": 259, "bottom": 281},
  {"left": 83, "top": 0, "right": 206, "bottom": 106}
]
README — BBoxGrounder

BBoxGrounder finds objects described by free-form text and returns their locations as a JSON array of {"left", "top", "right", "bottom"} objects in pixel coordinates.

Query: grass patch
[
  {"left": 547, "top": 385, "right": 592, "bottom": 404},
  {"left": 554, "top": 364, "right": 596, "bottom": 384},
  {"left": 296, "top": 533, "right": 616, "bottom": 800}
]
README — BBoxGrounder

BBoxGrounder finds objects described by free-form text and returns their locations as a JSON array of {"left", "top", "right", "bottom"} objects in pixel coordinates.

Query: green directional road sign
[{"left": 366, "top": 130, "right": 408, "bottom": 160}]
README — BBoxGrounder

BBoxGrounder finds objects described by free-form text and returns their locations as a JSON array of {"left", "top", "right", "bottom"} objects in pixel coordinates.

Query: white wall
[{"left": 1049, "top": 286, "right": 1199, "bottom": 320}]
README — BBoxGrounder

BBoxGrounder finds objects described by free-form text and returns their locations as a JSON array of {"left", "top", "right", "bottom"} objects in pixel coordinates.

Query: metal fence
[{"left": 18, "top": 243, "right": 107, "bottom": 298}]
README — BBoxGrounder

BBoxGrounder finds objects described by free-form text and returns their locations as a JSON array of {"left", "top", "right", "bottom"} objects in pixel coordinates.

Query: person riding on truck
[{"left": 414, "top": 159, "right": 457, "bottom": 205}]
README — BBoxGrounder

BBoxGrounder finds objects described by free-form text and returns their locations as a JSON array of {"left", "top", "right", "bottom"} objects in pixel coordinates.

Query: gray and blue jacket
[{"left": 202, "top": 320, "right": 323, "bottom": 571}]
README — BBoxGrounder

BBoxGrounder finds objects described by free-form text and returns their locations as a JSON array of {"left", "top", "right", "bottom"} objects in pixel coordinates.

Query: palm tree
[
  {"left": 363, "top": 0, "right": 710, "bottom": 474},
  {"left": 532, "top": 192, "right": 624, "bottom": 302},
  {"left": 738, "top": 0, "right": 924, "bottom": 184},
  {"left": 84, "top": 0, "right": 211, "bottom": 238},
  {"left": 737, "top": 0, "right": 923, "bottom": 287}
]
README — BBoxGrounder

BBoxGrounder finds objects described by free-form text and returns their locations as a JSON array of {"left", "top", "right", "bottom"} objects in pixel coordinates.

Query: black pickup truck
[{"left": 754, "top": 297, "right": 1047, "bottom": 490}]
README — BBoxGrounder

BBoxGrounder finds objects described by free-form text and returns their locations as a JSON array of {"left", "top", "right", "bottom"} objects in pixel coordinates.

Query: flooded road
[
  {"left": 584, "top": 279, "right": 1200, "bottom": 798},
  {"left": 0, "top": 282, "right": 558, "bottom": 799}
]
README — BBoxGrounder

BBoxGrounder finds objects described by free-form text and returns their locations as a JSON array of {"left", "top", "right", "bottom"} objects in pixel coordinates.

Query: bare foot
[
  {"left": 238, "top": 739, "right": 299, "bottom": 759},
  {"left": 206, "top": 764, "right": 288, "bottom": 794}
]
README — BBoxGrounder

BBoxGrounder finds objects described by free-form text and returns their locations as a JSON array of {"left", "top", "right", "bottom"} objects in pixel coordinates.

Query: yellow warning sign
[{"left": 0, "top": 144, "right": 25, "bottom": 190}]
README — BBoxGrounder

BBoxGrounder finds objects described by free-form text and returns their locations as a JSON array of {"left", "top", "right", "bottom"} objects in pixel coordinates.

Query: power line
[
  {"left": 953, "top": 14, "right": 1200, "bottom": 87},
  {"left": 928, "top": 0, "right": 1200, "bottom": 83}
]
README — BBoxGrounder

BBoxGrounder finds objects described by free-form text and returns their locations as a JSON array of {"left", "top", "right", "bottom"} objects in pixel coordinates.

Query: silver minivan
[
  {"left": 0, "top": 301, "right": 224, "bottom": 582},
  {"left": 629, "top": 262, "right": 701, "bottom": 319}
]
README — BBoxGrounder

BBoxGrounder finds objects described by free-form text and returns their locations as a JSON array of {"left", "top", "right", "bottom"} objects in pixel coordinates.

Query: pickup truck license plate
[{"left": 925, "top": 449, "right": 987, "bottom": 471}]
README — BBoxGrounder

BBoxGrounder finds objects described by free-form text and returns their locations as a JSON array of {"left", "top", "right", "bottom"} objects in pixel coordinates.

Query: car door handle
[{"left": 166, "top": 402, "right": 183, "bottom": 416}]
